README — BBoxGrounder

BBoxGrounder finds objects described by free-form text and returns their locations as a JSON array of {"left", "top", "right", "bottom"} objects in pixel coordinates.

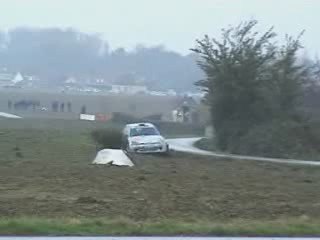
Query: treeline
[
  {"left": 0, "top": 28, "right": 202, "bottom": 91},
  {"left": 193, "top": 20, "right": 320, "bottom": 159}
]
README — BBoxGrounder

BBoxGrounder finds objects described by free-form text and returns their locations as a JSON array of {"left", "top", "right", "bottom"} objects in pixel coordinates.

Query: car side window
[{"left": 130, "top": 128, "right": 139, "bottom": 137}]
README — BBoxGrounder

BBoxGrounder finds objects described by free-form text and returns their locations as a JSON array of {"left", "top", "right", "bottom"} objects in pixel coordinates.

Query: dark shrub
[
  {"left": 154, "top": 121, "right": 204, "bottom": 137},
  {"left": 194, "top": 138, "right": 217, "bottom": 152},
  {"left": 112, "top": 112, "right": 142, "bottom": 124},
  {"left": 229, "top": 120, "right": 320, "bottom": 159},
  {"left": 91, "top": 129, "right": 122, "bottom": 150},
  {"left": 143, "top": 114, "right": 162, "bottom": 121}
]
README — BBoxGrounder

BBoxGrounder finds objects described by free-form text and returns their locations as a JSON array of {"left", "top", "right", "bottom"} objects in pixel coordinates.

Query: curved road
[{"left": 167, "top": 137, "right": 320, "bottom": 166}]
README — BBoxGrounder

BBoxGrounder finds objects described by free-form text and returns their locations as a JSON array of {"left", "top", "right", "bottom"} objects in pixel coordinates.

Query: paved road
[
  {"left": 1, "top": 237, "right": 319, "bottom": 240},
  {"left": 167, "top": 137, "right": 320, "bottom": 166}
]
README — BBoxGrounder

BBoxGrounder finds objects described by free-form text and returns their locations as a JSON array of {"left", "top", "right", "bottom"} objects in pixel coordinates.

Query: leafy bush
[
  {"left": 112, "top": 112, "right": 142, "bottom": 124},
  {"left": 192, "top": 20, "right": 309, "bottom": 157},
  {"left": 154, "top": 121, "right": 204, "bottom": 137},
  {"left": 229, "top": 120, "right": 320, "bottom": 159},
  {"left": 143, "top": 114, "right": 163, "bottom": 121},
  {"left": 91, "top": 129, "right": 122, "bottom": 150},
  {"left": 194, "top": 138, "right": 217, "bottom": 152}
]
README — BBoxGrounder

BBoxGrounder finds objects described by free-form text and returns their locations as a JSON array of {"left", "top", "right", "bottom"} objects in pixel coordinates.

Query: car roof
[{"left": 126, "top": 122, "right": 156, "bottom": 129}]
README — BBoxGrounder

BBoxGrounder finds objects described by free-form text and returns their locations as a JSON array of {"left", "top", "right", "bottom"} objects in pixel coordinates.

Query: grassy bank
[
  {"left": 1, "top": 217, "right": 320, "bottom": 236},
  {"left": 0, "top": 118, "right": 203, "bottom": 138}
]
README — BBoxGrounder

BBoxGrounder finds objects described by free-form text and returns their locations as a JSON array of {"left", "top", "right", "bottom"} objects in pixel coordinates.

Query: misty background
[
  {"left": 0, "top": 0, "right": 320, "bottom": 92},
  {"left": 0, "top": 28, "right": 202, "bottom": 91}
]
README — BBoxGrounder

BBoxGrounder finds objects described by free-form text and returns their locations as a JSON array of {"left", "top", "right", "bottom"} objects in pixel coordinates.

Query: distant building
[
  {"left": 85, "top": 78, "right": 106, "bottom": 85},
  {"left": 167, "top": 89, "right": 177, "bottom": 96},
  {"left": 148, "top": 91, "right": 168, "bottom": 96},
  {"left": 65, "top": 76, "right": 77, "bottom": 85},
  {"left": 12, "top": 72, "right": 24, "bottom": 84},
  {"left": 0, "top": 71, "right": 26, "bottom": 88},
  {"left": 24, "top": 75, "right": 39, "bottom": 82},
  {"left": 23, "top": 75, "right": 39, "bottom": 87},
  {"left": 0, "top": 72, "right": 13, "bottom": 87},
  {"left": 85, "top": 78, "right": 111, "bottom": 91},
  {"left": 110, "top": 84, "right": 148, "bottom": 95},
  {"left": 95, "top": 78, "right": 105, "bottom": 84}
]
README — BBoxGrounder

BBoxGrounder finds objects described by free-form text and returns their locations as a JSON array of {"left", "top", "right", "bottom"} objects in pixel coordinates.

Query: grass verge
[
  {"left": 194, "top": 137, "right": 217, "bottom": 152},
  {"left": 0, "top": 218, "right": 320, "bottom": 236}
]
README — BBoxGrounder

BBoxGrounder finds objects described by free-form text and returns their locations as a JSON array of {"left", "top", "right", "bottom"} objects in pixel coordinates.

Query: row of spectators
[{"left": 7, "top": 100, "right": 87, "bottom": 114}]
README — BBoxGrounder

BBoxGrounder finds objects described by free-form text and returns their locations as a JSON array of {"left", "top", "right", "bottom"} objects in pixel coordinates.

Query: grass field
[
  {"left": 1, "top": 218, "right": 320, "bottom": 236},
  {"left": 1, "top": 119, "right": 320, "bottom": 235},
  {"left": 0, "top": 118, "right": 204, "bottom": 138},
  {"left": 0, "top": 90, "right": 184, "bottom": 119}
]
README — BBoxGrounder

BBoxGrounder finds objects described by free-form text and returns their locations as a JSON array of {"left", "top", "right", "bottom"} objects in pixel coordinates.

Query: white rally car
[{"left": 122, "top": 123, "right": 169, "bottom": 153}]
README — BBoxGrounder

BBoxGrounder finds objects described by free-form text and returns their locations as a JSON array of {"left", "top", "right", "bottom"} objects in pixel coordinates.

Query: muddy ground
[{"left": 0, "top": 127, "right": 320, "bottom": 221}]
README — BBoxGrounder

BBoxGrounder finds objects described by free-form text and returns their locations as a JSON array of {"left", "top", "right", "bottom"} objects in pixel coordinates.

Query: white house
[
  {"left": 167, "top": 89, "right": 177, "bottom": 96},
  {"left": 110, "top": 84, "right": 148, "bottom": 94},
  {"left": 0, "top": 73, "right": 13, "bottom": 87},
  {"left": 0, "top": 71, "right": 25, "bottom": 87},
  {"left": 65, "top": 76, "right": 77, "bottom": 84},
  {"left": 12, "top": 72, "right": 24, "bottom": 84},
  {"left": 148, "top": 91, "right": 168, "bottom": 96},
  {"left": 95, "top": 78, "right": 105, "bottom": 84}
]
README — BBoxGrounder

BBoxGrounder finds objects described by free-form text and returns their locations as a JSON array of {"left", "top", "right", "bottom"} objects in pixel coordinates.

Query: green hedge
[
  {"left": 229, "top": 120, "right": 320, "bottom": 159},
  {"left": 91, "top": 129, "right": 122, "bottom": 150}
]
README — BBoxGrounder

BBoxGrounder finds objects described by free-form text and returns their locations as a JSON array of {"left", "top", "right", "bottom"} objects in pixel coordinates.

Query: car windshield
[{"left": 130, "top": 127, "right": 159, "bottom": 136}]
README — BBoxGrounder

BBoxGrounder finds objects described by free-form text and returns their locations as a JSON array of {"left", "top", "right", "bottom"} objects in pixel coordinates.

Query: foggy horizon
[{"left": 1, "top": 0, "right": 320, "bottom": 55}]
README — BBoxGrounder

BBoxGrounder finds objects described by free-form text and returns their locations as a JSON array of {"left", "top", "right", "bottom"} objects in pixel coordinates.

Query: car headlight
[{"left": 131, "top": 141, "right": 140, "bottom": 146}]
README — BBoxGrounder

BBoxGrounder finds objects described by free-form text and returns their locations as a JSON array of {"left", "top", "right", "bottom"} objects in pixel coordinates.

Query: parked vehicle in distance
[{"left": 122, "top": 122, "right": 169, "bottom": 153}]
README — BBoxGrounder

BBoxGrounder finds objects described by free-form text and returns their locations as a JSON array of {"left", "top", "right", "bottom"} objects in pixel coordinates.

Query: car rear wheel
[
  {"left": 121, "top": 139, "right": 130, "bottom": 152},
  {"left": 126, "top": 144, "right": 132, "bottom": 153}
]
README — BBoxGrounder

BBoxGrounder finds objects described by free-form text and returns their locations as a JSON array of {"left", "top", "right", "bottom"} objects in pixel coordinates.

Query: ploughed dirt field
[{"left": 0, "top": 125, "right": 320, "bottom": 222}]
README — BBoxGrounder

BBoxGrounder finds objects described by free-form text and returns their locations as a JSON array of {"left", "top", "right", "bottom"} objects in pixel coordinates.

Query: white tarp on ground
[
  {"left": 0, "top": 112, "right": 21, "bottom": 119},
  {"left": 92, "top": 149, "right": 134, "bottom": 167}
]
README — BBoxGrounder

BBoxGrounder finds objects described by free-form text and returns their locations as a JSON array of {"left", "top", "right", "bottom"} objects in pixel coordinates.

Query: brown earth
[{"left": 0, "top": 128, "right": 320, "bottom": 221}]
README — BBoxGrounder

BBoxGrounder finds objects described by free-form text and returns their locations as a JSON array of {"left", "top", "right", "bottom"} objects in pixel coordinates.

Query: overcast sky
[{"left": 1, "top": 0, "right": 319, "bottom": 55}]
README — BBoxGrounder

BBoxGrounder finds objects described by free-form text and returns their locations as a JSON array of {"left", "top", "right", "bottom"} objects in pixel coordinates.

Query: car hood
[{"left": 129, "top": 135, "right": 165, "bottom": 144}]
